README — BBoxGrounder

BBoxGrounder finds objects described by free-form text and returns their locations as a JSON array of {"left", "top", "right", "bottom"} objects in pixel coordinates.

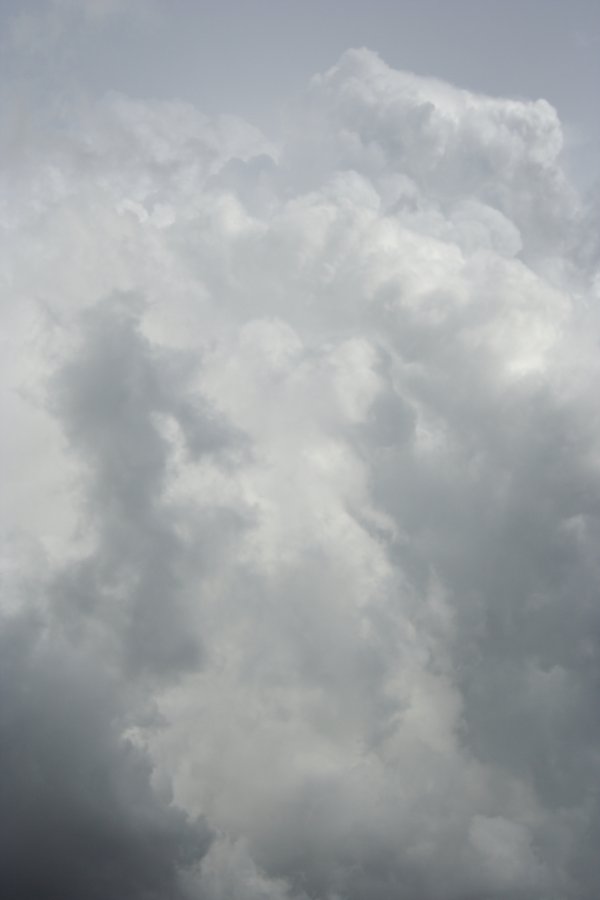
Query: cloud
[
  {"left": 0, "top": 611, "right": 212, "bottom": 899},
  {"left": 3, "top": 45, "right": 600, "bottom": 900}
]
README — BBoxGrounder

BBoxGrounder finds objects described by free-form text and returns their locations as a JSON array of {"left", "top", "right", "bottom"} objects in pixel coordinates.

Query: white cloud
[{"left": 3, "top": 45, "right": 600, "bottom": 900}]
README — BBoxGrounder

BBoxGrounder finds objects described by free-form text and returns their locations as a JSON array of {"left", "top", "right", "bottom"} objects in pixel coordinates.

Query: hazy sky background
[{"left": 3, "top": 3, "right": 600, "bottom": 900}]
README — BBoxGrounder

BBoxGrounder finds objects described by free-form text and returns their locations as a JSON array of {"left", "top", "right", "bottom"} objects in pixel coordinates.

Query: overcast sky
[{"left": 3, "top": 3, "right": 600, "bottom": 899}]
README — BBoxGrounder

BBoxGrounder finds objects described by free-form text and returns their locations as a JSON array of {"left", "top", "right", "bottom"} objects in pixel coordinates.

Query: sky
[{"left": 2, "top": 2, "right": 600, "bottom": 899}]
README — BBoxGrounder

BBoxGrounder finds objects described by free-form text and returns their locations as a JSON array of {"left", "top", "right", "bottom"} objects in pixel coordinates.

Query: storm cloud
[{"left": 3, "top": 11, "right": 600, "bottom": 899}]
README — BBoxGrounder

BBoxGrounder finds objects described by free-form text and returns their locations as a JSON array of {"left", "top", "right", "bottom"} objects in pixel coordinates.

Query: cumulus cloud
[{"left": 3, "top": 41, "right": 600, "bottom": 900}]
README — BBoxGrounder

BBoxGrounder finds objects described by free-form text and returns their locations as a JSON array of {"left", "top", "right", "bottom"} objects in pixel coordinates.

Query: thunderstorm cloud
[{"left": 2, "top": 12, "right": 600, "bottom": 900}]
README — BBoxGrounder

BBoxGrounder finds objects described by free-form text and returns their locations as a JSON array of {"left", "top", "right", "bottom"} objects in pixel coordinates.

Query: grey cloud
[
  {"left": 4, "top": 38, "right": 600, "bottom": 900},
  {"left": 0, "top": 291, "right": 240, "bottom": 899},
  {"left": 0, "top": 612, "right": 212, "bottom": 900},
  {"left": 50, "top": 294, "right": 247, "bottom": 679}
]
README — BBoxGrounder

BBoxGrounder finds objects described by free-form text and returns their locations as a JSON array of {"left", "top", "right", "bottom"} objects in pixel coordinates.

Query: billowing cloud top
[{"left": 3, "top": 45, "right": 600, "bottom": 900}]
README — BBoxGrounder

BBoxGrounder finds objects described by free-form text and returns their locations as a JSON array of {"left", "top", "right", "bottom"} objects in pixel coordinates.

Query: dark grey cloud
[
  {"left": 1, "top": 295, "right": 244, "bottom": 899},
  {"left": 0, "top": 612, "right": 212, "bottom": 900}
]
